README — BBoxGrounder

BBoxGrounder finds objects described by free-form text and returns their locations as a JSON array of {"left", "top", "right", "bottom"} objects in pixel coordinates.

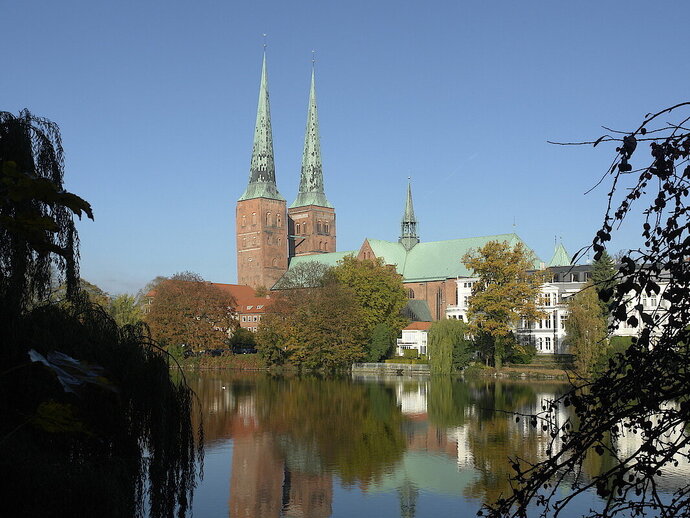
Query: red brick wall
[{"left": 288, "top": 205, "right": 336, "bottom": 257}]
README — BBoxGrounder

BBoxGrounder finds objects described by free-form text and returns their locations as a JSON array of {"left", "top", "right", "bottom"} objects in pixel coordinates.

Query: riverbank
[{"left": 179, "top": 353, "right": 267, "bottom": 370}]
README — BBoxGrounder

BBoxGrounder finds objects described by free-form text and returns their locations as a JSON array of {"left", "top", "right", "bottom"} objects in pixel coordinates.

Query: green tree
[
  {"left": 228, "top": 327, "right": 257, "bottom": 352},
  {"left": 591, "top": 248, "right": 617, "bottom": 316},
  {"left": 332, "top": 255, "right": 408, "bottom": 338},
  {"left": 256, "top": 281, "right": 367, "bottom": 370},
  {"left": 428, "top": 318, "right": 473, "bottom": 374},
  {"left": 146, "top": 271, "right": 237, "bottom": 351},
  {"left": 368, "top": 322, "right": 395, "bottom": 362},
  {"left": 462, "top": 241, "right": 546, "bottom": 368},
  {"left": 273, "top": 260, "right": 332, "bottom": 289},
  {"left": 109, "top": 293, "right": 143, "bottom": 327},
  {"left": 565, "top": 283, "right": 608, "bottom": 376}
]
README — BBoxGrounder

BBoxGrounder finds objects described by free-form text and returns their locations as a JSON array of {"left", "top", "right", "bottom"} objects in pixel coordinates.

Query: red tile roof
[
  {"left": 404, "top": 321, "right": 433, "bottom": 331},
  {"left": 146, "top": 282, "right": 272, "bottom": 314}
]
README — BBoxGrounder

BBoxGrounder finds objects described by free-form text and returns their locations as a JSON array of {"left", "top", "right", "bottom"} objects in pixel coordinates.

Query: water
[{"left": 186, "top": 372, "right": 688, "bottom": 518}]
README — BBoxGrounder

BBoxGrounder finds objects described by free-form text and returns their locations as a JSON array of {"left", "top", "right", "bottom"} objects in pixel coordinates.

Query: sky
[{"left": 3, "top": 0, "right": 689, "bottom": 295}]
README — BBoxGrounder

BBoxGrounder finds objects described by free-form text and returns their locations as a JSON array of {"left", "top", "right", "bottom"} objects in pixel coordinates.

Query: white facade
[
  {"left": 446, "top": 276, "right": 586, "bottom": 354},
  {"left": 396, "top": 327, "right": 429, "bottom": 356}
]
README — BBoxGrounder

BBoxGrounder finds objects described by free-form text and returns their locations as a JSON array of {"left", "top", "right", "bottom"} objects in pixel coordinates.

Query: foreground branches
[{"left": 485, "top": 103, "right": 690, "bottom": 518}]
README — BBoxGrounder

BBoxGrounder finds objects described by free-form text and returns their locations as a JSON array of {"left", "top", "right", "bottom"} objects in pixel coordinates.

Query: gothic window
[
  {"left": 276, "top": 214, "right": 282, "bottom": 227},
  {"left": 266, "top": 212, "right": 271, "bottom": 226},
  {"left": 436, "top": 286, "right": 443, "bottom": 320},
  {"left": 408, "top": 288, "right": 415, "bottom": 299},
  {"left": 251, "top": 212, "right": 257, "bottom": 225},
  {"left": 241, "top": 215, "right": 246, "bottom": 227},
  {"left": 303, "top": 223, "right": 307, "bottom": 234},
  {"left": 317, "top": 221, "right": 322, "bottom": 233},
  {"left": 324, "top": 223, "right": 329, "bottom": 235},
  {"left": 296, "top": 223, "right": 301, "bottom": 234}
]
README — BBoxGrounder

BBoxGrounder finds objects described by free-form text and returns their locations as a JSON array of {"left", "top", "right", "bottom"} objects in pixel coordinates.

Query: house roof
[
  {"left": 147, "top": 281, "right": 271, "bottom": 314},
  {"left": 282, "top": 233, "right": 543, "bottom": 284},
  {"left": 404, "top": 321, "right": 433, "bottom": 331}
]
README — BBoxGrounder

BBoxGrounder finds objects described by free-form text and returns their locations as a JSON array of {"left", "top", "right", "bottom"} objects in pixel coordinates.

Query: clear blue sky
[{"left": 4, "top": 0, "right": 689, "bottom": 294}]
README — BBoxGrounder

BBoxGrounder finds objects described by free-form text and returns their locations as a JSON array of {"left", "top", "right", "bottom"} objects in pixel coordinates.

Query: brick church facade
[{"left": 236, "top": 53, "right": 335, "bottom": 289}]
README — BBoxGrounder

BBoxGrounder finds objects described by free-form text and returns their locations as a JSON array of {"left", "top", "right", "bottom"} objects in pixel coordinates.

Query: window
[
  {"left": 463, "top": 295, "right": 469, "bottom": 307},
  {"left": 560, "top": 315, "right": 567, "bottom": 329},
  {"left": 251, "top": 212, "right": 257, "bottom": 225},
  {"left": 242, "top": 237, "right": 247, "bottom": 248},
  {"left": 408, "top": 288, "right": 415, "bottom": 299},
  {"left": 266, "top": 212, "right": 271, "bottom": 225},
  {"left": 545, "top": 316, "right": 552, "bottom": 329},
  {"left": 276, "top": 214, "right": 282, "bottom": 227},
  {"left": 324, "top": 223, "right": 329, "bottom": 234},
  {"left": 317, "top": 221, "right": 322, "bottom": 233},
  {"left": 257, "top": 304, "right": 264, "bottom": 309},
  {"left": 545, "top": 337, "right": 551, "bottom": 350},
  {"left": 241, "top": 215, "right": 246, "bottom": 227},
  {"left": 650, "top": 297, "right": 657, "bottom": 307},
  {"left": 570, "top": 273, "right": 578, "bottom": 282},
  {"left": 272, "top": 258, "right": 278, "bottom": 267},
  {"left": 253, "top": 316, "right": 257, "bottom": 322},
  {"left": 296, "top": 223, "right": 301, "bottom": 234},
  {"left": 538, "top": 337, "right": 543, "bottom": 351},
  {"left": 242, "top": 316, "right": 246, "bottom": 322}
]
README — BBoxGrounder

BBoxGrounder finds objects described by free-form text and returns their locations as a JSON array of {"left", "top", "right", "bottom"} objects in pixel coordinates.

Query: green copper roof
[
  {"left": 281, "top": 233, "right": 543, "bottom": 284},
  {"left": 290, "top": 67, "right": 332, "bottom": 208},
  {"left": 402, "top": 299, "right": 432, "bottom": 322},
  {"left": 239, "top": 52, "right": 284, "bottom": 202},
  {"left": 548, "top": 242, "right": 571, "bottom": 267},
  {"left": 399, "top": 183, "right": 419, "bottom": 250}
]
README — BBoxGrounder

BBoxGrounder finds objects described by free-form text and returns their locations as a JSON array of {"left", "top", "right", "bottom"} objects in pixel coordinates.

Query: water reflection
[{"left": 188, "top": 372, "right": 688, "bottom": 517}]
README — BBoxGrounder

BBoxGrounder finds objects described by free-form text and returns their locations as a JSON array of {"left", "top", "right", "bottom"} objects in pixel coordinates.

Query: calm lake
[{"left": 186, "top": 371, "right": 688, "bottom": 518}]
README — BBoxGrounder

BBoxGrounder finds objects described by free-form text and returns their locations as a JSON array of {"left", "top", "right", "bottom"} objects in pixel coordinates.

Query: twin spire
[{"left": 240, "top": 51, "right": 330, "bottom": 208}]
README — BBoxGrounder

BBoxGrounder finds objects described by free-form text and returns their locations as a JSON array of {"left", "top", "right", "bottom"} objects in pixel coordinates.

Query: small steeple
[
  {"left": 399, "top": 181, "right": 419, "bottom": 251},
  {"left": 239, "top": 50, "right": 284, "bottom": 201},
  {"left": 290, "top": 60, "right": 332, "bottom": 208},
  {"left": 548, "top": 241, "right": 571, "bottom": 267}
]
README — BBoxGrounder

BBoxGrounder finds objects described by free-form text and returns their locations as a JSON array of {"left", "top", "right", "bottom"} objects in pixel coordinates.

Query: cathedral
[
  {"left": 236, "top": 51, "right": 335, "bottom": 289},
  {"left": 235, "top": 52, "right": 571, "bottom": 322}
]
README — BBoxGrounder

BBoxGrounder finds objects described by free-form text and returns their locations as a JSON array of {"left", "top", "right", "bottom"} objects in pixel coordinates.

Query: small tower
[
  {"left": 236, "top": 50, "right": 288, "bottom": 289},
  {"left": 288, "top": 61, "right": 336, "bottom": 257},
  {"left": 399, "top": 182, "right": 419, "bottom": 251}
]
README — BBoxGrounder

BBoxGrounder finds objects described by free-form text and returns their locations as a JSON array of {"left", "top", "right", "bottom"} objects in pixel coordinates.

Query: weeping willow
[{"left": 1, "top": 110, "right": 202, "bottom": 517}]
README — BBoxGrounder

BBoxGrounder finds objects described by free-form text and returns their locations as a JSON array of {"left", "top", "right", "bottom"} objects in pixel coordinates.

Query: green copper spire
[
  {"left": 399, "top": 182, "right": 419, "bottom": 251},
  {"left": 290, "top": 65, "right": 332, "bottom": 208},
  {"left": 548, "top": 242, "right": 571, "bottom": 267},
  {"left": 239, "top": 51, "right": 284, "bottom": 201}
]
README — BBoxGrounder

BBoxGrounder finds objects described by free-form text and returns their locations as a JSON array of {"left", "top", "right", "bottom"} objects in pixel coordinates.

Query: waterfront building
[{"left": 396, "top": 321, "right": 432, "bottom": 357}]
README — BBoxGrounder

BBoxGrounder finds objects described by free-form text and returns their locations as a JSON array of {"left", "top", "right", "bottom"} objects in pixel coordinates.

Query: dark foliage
[
  {"left": 1, "top": 110, "right": 202, "bottom": 517},
  {"left": 485, "top": 103, "right": 690, "bottom": 517}
]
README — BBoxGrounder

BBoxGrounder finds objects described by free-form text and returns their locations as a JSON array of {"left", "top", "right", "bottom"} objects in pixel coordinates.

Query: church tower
[
  {"left": 236, "top": 51, "right": 288, "bottom": 289},
  {"left": 399, "top": 182, "right": 419, "bottom": 250},
  {"left": 288, "top": 64, "right": 336, "bottom": 257}
]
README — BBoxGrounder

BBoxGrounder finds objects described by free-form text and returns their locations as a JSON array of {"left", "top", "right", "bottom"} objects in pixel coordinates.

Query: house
[{"left": 396, "top": 321, "right": 433, "bottom": 357}]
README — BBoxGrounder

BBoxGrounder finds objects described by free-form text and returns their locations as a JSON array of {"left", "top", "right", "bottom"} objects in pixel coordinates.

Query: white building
[{"left": 396, "top": 321, "right": 432, "bottom": 357}]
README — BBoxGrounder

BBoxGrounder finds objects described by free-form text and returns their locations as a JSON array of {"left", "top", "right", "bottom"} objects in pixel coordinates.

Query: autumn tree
[
  {"left": 256, "top": 281, "right": 367, "bottom": 370},
  {"left": 462, "top": 241, "right": 546, "bottom": 368},
  {"left": 485, "top": 103, "right": 690, "bottom": 518},
  {"left": 564, "top": 283, "right": 608, "bottom": 376},
  {"left": 332, "top": 255, "right": 408, "bottom": 339},
  {"left": 146, "top": 271, "right": 237, "bottom": 351},
  {"left": 428, "top": 318, "right": 473, "bottom": 375}
]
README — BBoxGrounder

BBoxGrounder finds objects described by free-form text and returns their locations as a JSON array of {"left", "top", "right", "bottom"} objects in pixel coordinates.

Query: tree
[
  {"left": 332, "top": 255, "right": 408, "bottom": 338},
  {"left": 228, "top": 327, "right": 257, "bottom": 353},
  {"left": 368, "top": 322, "right": 395, "bottom": 362},
  {"left": 564, "top": 283, "right": 608, "bottom": 376},
  {"left": 485, "top": 103, "right": 690, "bottom": 518},
  {"left": 428, "top": 318, "right": 473, "bottom": 375},
  {"left": 146, "top": 271, "right": 237, "bottom": 351},
  {"left": 272, "top": 260, "right": 332, "bottom": 289},
  {"left": 256, "top": 281, "right": 367, "bottom": 370},
  {"left": 0, "top": 111, "right": 200, "bottom": 517},
  {"left": 109, "top": 293, "right": 143, "bottom": 327},
  {"left": 591, "top": 249, "right": 617, "bottom": 316},
  {"left": 462, "top": 241, "right": 546, "bottom": 368}
]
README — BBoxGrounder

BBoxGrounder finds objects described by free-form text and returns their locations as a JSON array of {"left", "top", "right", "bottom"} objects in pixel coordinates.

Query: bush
[
  {"left": 401, "top": 348, "right": 419, "bottom": 359},
  {"left": 507, "top": 343, "right": 537, "bottom": 364},
  {"left": 385, "top": 357, "right": 429, "bottom": 365}
]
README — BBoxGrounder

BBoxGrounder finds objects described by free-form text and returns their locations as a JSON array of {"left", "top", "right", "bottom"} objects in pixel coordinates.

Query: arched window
[
  {"left": 324, "top": 223, "right": 329, "bottom": 235},
  {"left": 251, "top": 212, "right": 257, "bottom": 225},
  {"left": 408, "top": 288, "right": 415, "bottom": 299},
  {"left": 296, "top": 223, "right": 301, "bottom": 235},
  {"left": 242, "top": 237, "right": 247, "bottom": 248},
  {"left": 317, "top": 221, "right": 322, "bottom": 233},
  {"left": 302, "top": 223, "right": 307, "bottom": 234},
  {"left": 272, "top": 258, "right": 278, "bottom": 267},
  {"left": 241, "top": 215, "right": 246, "bottom": 227},
  {"left": 276, "top": 214, "right": 282, "bottom": 227},
  {"left": 266, "top": 212, "right": 271, "bottom": 226},
  {"left": 436, "top": 286, "right": 443, "bottom": 320}
]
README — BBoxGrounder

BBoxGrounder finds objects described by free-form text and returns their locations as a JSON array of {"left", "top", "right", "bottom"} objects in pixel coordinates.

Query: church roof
[
  {"left": 282, "top": 233, "right": 543, "bottom": 284},
  {"left": 548, "top": 242, "right": 571, "bottom": 267},
  {"left": 290, "top": 66, "right": 332, "bottom": 209},
  {"left": 239, "top": 51, "right": 285, "bottom": 202}
]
